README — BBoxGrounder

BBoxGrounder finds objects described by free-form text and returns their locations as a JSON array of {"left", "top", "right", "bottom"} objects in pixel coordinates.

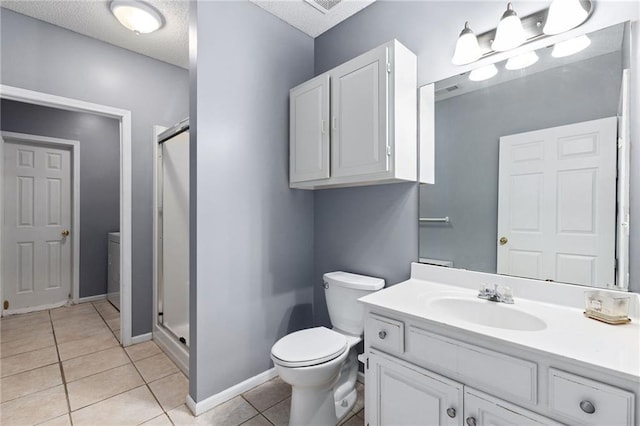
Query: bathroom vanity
[{"left": 360, "top": 263, "right": 640, "bottom": 426}]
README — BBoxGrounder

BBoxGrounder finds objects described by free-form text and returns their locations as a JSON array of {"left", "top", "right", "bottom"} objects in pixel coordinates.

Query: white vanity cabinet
[
  {"left": 289, "top": 39, "right": 417, "bottom": 189},
  {"left": 363, "top": 310, "right": 637, "bottom": 426}
]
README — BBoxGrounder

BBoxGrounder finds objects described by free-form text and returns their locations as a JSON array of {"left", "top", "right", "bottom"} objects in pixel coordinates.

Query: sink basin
[{"left": 427, "top": 297, "right": 547, "bottom": 331}]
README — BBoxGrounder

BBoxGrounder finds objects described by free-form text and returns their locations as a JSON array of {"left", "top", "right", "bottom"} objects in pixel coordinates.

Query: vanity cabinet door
[
  {"left": 367, "top": 351, "right": 463, "bottom": 426},
  {"left": 464, "top": 388, "right": 562, "bottom": 426},
  {"left": 289, "top": 74, "right": 330, "bottom": 183}
]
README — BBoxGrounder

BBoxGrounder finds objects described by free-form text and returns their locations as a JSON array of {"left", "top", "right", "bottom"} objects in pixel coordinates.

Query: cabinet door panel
[
  {"left": 332, "top": 47, "right": 389, "bottom": 178},
  {"left": 464, "top": 388, "right": 562, "bottom": 426},
  {"left": 368, "top": 351, "right": 463, "bottom": 426},
  {"left": 290, "top": 74, "right": 330, "bottom": 182}
]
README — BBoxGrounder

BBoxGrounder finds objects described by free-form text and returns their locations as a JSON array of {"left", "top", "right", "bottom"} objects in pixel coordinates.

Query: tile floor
[{"left": 0, "top": 301, "right": 365, "bottom": 426}]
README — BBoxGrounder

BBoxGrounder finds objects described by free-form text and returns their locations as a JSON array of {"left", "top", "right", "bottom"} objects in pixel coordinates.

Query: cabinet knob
[
  {"left": 378, "top": 331, "right": 387, "bottom": 340},
  {"left": 580, "top": 400, "right": 596, "bottom": 414},
  {"left": 446, "top": 407, "right": 456, "bottom": 418},
  {"left": 465, "top": 417, "right": 477, "bottom": 426}
]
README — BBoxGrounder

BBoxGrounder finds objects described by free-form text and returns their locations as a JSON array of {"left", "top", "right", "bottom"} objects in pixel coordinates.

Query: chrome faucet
[{"left": 478, "top": 284, "right": 514, "bottom": 304}]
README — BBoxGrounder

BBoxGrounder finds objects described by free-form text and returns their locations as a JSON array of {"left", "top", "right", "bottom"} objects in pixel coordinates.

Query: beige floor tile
[
  {"left": 38, "top": 413, "right": 72, "bottom": 426},
  {"left": 125, "top": 340, "right": 162, "bottom": 361},
  {"left": 134, "top": 352, "right": 179, "bottom": 383},
  {"left": 53, "top": 318, "right": 109, "bottom": 343},
  {"left": 0, "top": 384, "right": 68, "bottom": 425},
  {"left": 71, "top": 385, "right": 163, "bottom": 426},
  {"left": 168, "top": 397, "right": 258, "bottom": 426},
  {"left": 262, "top": 397, "right": 290, "bottom": 426},
  {"left": 106, "top": 316, "right": 120, "bottom": 331},
  {"left": 1, "top": 346, "right": 59, "bottom": 378},
  {"left": 67, "top": 363, "right": 144, "bottom": 410},
  {"left": 62, "top": 346, "right": 130, "bottom": 382},
  {"left": 0, "top": 322, "right": 53, "bottom": 343},
  {"left": 356, "top": 408, "right": 364, "bottom": 419},
  {"left": 148, "top": 372, "right": 188, "bottom": 411},
  {"left": 243, "top": 376, "right": 291, "bottom": 412},
  {"left": 1, "top": 331, "right": 55, "bottom": 358},
  {"left": 0, "top": 311, "right": 51, "bottom": 331},
  {"left": 93, "top": 301, "right": 120, "bottom": 320},
  {"left": 57, "top": 330, "right": 118, "bottom": 361},
  {"left": 115, "top": 329, "right": 122, "bottom": 343},
  {"left": 50, "top": 303, "right": 96, "bottom": 320},
  {"left": 241, "top": 414, "right": 272, "bottom": 426},
  {"left": 341, "top": 414, "right": 364, "bottom": 426},
  {"left": 0, "top": 363, "right": 62, "bottom": 403},
  {"left": 141, "top": 413, "right": 173, "bottom": 425}
]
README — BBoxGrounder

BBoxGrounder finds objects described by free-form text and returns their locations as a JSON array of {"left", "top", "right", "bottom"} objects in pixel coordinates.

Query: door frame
[
  {"left": 0, "top": 132, "right": 80, "bottom": 312},
  {"left": 0, "top": 85, "right": 134, "bottom": 346}
]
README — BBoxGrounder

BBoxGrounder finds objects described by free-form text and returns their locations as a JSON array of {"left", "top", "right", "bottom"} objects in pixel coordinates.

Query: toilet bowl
[{"left": 271, "top": 272, "right": 384, "bottom": 426}]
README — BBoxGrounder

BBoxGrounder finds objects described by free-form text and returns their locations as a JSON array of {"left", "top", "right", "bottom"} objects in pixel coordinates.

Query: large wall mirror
[{"left": 419, "top": 21, "right": 631, "bottom": 291}]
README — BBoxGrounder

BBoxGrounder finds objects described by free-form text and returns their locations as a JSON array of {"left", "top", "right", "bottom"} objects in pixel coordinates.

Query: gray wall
[
  {"left": 1, "top": 100, "right": 120, "bottom": 298},
  {"left": 191, "top": 1, "right": 315, "bottom": 401},
  {"left": 0, "top": 9, "right": 189, "bottom": 334},
  {"left": 420, "top": 52, "right": 622, "bottom": 274},
  {"left": 313, "top": 1, "right": 640, "bottom": 315}
]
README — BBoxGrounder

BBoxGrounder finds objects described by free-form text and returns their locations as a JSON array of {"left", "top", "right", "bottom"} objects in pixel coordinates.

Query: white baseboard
[
  {"left": 187, "top": 368, "right": 278, "bottom": 416},
  {"left": 76, "top": 294, "right": 107, "bottom": 304},
  {"left": 2, "top": 300, "right": 69, "bottom": 317},
  {"left": 153, "top": 325, "right": 189, "bottom": 376},
  {"left": 130, "top": 332, "right": 152, "bottom": 345}
]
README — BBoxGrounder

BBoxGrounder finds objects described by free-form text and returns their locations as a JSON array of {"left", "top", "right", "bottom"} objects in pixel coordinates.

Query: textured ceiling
[
  {"left": 1, "top": 0, "right": 189, "bottom": 69},
  {"left": 249, "top": 0, "right": 375, "bottom": 37},
  {"left": 1, "top": 0, "right": 376, "bottom": 70}
]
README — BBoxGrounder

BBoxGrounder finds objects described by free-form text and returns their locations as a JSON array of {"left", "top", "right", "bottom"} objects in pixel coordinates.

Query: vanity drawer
[
  {"left": 548, "top": 368, "right": 635, "bottom": 426},
  {"left": 366, "top": 313, "right": 404, "bottom": 354},
  {"left": 407, "top": 326, "right": 537, "bottom": 405}
]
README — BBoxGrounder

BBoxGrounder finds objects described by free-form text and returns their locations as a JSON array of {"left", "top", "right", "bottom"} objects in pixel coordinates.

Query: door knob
[
  {"left": 446, "top": 407, "right": 456, "bottom": 418},
  {"left": 499, "top": 236, "right": 508, "bottom": 245},
  {"left": 61, "top": 230, "right": 70, "bottom": 237}
]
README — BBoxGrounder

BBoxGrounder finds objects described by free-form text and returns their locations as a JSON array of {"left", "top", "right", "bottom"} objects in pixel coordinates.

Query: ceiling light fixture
[
  {"left": 551, "top": 34, "right": 591, "bottom": 58},
  {"left": 491, "top": 3, "right": 526, "bottom": 52},
  {"left": 505, "top": 51, "right": 539, "bottom": 70},
  {"left": 452, "top": 22, "right": 482, "bottom": 65},
  {"left": 543, "top": 0, "right": 591, "bottom": 35},
  {"left": 469, "top": 64, "right": 498, "bottom": 82},
  {"left": 110, "top": 0, "right": 164, "bottom": 35}
]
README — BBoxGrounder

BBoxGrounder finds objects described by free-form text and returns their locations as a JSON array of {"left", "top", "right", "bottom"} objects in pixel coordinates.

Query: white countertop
[{"left": 359, "top": 276, "right": 640, "bottom": 382}]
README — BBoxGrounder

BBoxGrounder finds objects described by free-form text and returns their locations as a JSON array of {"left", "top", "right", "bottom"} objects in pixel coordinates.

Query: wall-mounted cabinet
[{"left": 289, "top": 40, "right": 418, "bottom": 190}]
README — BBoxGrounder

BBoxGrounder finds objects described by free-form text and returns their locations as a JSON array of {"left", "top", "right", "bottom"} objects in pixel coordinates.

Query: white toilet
[{"left": 271, "top": 271, "right": 384, "bottom": 426}]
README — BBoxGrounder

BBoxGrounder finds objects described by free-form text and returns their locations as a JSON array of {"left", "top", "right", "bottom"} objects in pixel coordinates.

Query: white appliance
[
  {"left": 107, "top": 232, "right": 120, "bottom": 310},
  {"left": 271, "top": 271, "right": 384, "bottom": 425}
]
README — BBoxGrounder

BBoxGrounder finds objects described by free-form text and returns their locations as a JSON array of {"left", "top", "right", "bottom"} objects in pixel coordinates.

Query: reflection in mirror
[{"left": 419, "top": 22, "right": 631, "bottom": 290}]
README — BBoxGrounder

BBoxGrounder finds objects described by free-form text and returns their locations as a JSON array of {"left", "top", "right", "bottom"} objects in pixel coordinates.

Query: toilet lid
[{"left": 271, "top": 327, "right": 348, "bottom": 367}]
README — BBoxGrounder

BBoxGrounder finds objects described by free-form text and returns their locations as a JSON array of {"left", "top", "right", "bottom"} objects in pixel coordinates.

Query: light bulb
[
  {"left": 505, "top": 51, "right": 539, "bottom": 70},
  {"left": 452, "top": 22, "right": 482, "bottom": 65},
  {"left": 491, "top": 3, "right": 526, "bottom": 52},
  {"left": 544, "top": 0, "right": 590, "bottom": 35},
  {"left": 552, "top": 35, "right": 591, "bottom": 58},
  {"left": 110, "top": 0, "right": 164, "bottom": 34},
  {"left": 469, "top": 64, "right": 498, "bottom": 81}
]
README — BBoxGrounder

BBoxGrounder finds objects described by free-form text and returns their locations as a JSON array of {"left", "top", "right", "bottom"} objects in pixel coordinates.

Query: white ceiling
[{"left": 1, "top": 0, "right": 375, "bottom": 70}]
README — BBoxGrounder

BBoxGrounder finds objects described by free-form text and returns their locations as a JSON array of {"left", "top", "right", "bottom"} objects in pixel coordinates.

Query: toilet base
[
  {"left": 289, "top": 385, "right": 338, "bottom": 426},
  {"left": 335, "top": 387, "right": 357, "bottom": 422}
]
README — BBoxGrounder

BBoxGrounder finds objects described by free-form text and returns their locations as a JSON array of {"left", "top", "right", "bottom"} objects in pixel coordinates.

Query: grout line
[{"left": 49, "top": 309, "right": 74, "bottom": 425}]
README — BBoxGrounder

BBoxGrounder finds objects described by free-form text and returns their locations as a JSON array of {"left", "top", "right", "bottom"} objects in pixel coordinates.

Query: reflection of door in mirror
[{"left": 497, "top": 117, "right": 617, "bottom": 287}]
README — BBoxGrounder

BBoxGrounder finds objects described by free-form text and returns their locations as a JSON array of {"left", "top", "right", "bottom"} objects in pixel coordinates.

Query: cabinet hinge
[
  {"left": 386, "top": 145, "right": 391, "bottom": 156},
  {"left": 386, "top": 62, "right": 391, "bottom": 73},
  {"left": 366, "top": 357, "right": 369, "bottom": 369}
]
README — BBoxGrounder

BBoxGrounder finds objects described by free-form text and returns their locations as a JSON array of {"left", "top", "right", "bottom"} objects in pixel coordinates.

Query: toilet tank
[{"left": 323, "top": 271, "right": 385, "bottom": 336}]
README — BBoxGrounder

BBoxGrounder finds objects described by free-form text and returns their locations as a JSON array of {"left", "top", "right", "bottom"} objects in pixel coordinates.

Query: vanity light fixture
[
  {"left": 551, "top": 34, "right": 591, "bottom": 57},
  {"left": 543, "top": 0, "right": 591, "bottom": 35},
  {"left": 469, "top": 64, "right": 498, "bottom": 81},
  {"left": 110, "top": 0, "right": 164, "bottom": 34},
  {"left": 491, "top": 3, "right": 526, "bottom": 52},
  {"left": 452, "top": 22, "right": 482, "bottom": 65},
  {"left": 505, "top": 50, "right": 539, "bottom": 70}
]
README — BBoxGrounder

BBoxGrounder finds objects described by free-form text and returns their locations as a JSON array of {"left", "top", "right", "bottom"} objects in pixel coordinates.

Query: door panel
[
  {"left": 497, "top": 117, "right": 617, "bottom": 287},
  {"left": 464, "top": 388, "right": 562, "bottom": 426},
  {"left": 3, "top": 141, "right": 72, "bottom": 310}
]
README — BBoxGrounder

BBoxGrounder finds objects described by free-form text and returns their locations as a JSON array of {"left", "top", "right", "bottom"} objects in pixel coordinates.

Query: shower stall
[{"left": 153, "top": 118, "right": 189, "bottom": 374}]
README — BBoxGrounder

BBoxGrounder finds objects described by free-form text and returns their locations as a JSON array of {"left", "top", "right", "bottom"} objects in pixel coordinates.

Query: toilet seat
[{"left": 271, "top": 327, "right": 348, "bottom": 368}]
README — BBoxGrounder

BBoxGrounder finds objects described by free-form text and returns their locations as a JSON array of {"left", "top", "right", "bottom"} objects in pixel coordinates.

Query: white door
[
  {"left": 3, "top": 141, "right": 72, "bottom": 310},
  {"left": 497, "top": 117, "right": 617, "bottom": 287},
  {"left": 160, "top": 130, "right": 189, "bottom": 345},
  {"left": 331, "top": 46, "right": 389, "bottom": 178},
  {"left": 290, "top": 74, "right": 330, "bottom": 183},
  {"left": 366, "top": 351, "right": 463, "bottom": 426},
  {"left": 464, "top": 388, "right": 562, "bottom": 426}
]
